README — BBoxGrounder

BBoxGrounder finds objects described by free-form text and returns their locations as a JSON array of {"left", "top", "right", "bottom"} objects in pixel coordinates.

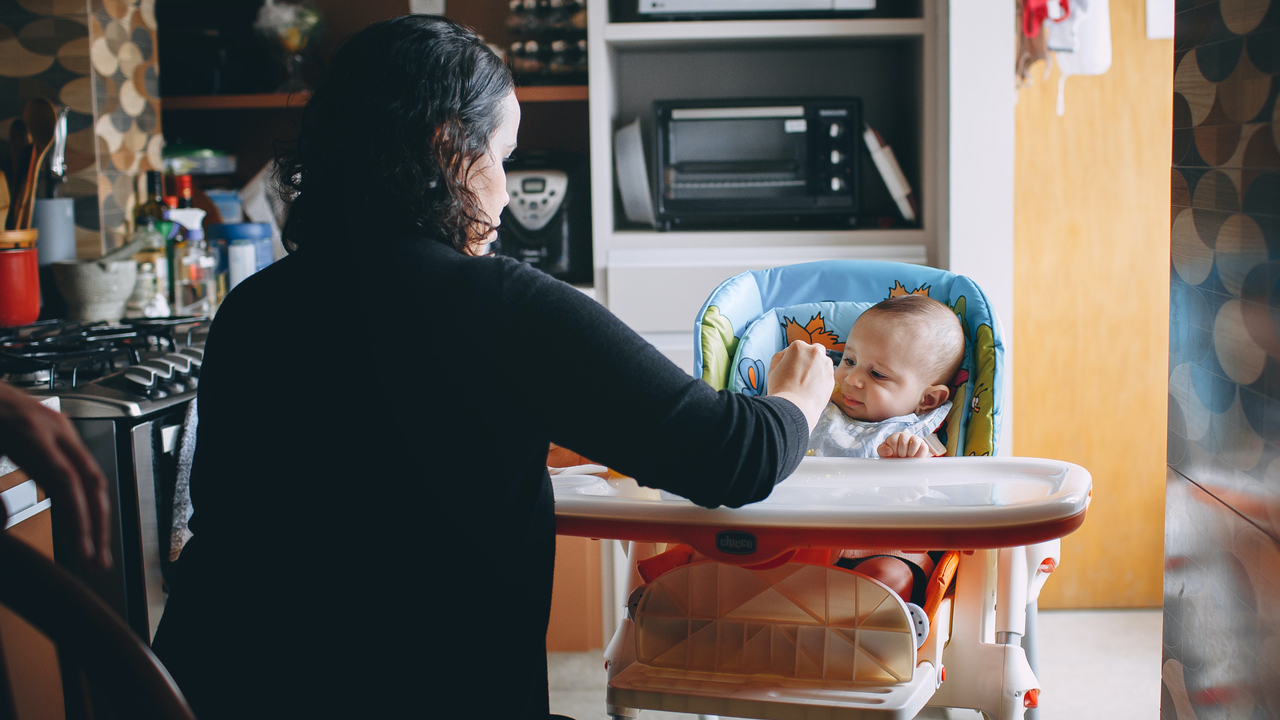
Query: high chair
[{"left": 553, "top": 260, "right": 1091, "bottom": 720}]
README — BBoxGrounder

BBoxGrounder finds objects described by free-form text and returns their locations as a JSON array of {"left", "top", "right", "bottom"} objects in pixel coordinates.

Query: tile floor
[{"left": 549, "top": 609, "right": 1163, "bottom": 720}]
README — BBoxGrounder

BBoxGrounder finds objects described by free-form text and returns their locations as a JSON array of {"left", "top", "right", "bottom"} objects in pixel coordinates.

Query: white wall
[{"left": 943, "top": 0, "right": 1017, "bottom": 454}]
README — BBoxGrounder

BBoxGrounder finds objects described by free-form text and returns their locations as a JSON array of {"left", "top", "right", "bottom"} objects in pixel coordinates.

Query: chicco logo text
[{"left": 716, "top": 531, "right": 757, "bottom": 555}]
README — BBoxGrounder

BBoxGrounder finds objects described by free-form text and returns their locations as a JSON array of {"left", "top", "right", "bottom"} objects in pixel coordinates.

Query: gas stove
[
  {"left": 2, "top": 316, "right": 212, "bottom": 647},
  {"left": 0, "top": 317, "right": 209, "bottom": 418}
]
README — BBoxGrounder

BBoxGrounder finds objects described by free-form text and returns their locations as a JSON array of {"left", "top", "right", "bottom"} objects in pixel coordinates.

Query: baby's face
[{"left": 831, "top": 315, "right": 936, "bottom": 422}]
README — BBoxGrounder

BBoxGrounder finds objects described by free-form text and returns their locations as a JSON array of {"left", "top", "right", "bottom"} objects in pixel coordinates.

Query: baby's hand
[{"left": 877, "top": 432, "right": 933, "bottom": 459}]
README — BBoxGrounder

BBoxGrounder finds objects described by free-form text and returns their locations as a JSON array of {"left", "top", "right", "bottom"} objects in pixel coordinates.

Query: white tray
[{"left": 554, "top": 457, "right": 1091, "bottom": 557}]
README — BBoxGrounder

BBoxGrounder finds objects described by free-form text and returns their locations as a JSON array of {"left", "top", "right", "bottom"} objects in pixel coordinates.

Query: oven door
[
  {"left": 131, "top": 412, "right": 185, "bottom": 643},
  {"left": 63, "top": 409, "right": 185, "bottom": 644},
  {"left": 663, "top": 105, "right": 810, "bottom": 201}
]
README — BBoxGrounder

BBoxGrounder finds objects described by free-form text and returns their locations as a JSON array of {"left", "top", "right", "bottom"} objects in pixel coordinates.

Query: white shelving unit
[
  {"left": 585, "top": 0, "right": 1014, "bottom": 373},
  {"left": 589, "top": 3, "right": 935, "bottom": 338},
  {"left": 608, "top": 227, "right": 926, "bottom": 250},
  {"left": 601, "top": 17, "right": 925, "bottom": 44}
]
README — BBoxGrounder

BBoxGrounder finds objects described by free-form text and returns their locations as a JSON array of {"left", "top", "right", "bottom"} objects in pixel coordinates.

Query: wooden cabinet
[
  {"left": 158, "top": 1, "right": 590, "bottom": 188},
  {"left": 0, "top": 469, "right": 64, "bottom": 720}
]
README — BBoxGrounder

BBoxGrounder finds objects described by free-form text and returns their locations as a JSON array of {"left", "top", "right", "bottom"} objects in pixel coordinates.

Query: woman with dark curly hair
[{"left": 151, "top": 15, "right": 832, "bottom": 719}]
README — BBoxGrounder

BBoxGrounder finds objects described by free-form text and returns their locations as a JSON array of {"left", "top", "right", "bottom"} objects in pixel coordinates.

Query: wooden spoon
[
  {"left": 0, "top": 171, "right": 9, "bottom": 229},
  {"left": 6, "top": 119, "right": 28, "bottom": 231},
  {"left": 17, "top": 98, "right": 57, "bottom": 230}
]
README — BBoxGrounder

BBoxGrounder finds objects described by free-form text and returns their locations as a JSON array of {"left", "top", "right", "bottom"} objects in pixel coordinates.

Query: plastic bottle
[
  {"left": 164, "top": 208, "right": 216, "bottom": 316},
  {"left": 175, "top": 226, "right": 217, "bottom": 317},
  {"left": 124, "top": 263, "right": 171, "bottom": 319},
  {"left": 228, "top": 239, "right": 257, "bottom": 290}
]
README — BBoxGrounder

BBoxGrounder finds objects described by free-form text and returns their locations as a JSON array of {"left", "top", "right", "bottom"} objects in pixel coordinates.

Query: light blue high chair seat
[{"left": 693, "top": 260, "right": 1006, "bottom": 457}]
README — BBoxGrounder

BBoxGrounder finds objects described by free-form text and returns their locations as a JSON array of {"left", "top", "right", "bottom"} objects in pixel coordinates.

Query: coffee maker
[{"left": 495, "top": 151, "right": 591, "bottom": 285}]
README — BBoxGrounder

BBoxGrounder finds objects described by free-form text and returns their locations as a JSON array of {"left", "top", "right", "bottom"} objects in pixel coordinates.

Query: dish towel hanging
[
  {"left": 1053, "top": 0, "right": 1112, "bottom": 115},
  {"left": 169, "top": 397, "right": 198, "bottom": 561}
]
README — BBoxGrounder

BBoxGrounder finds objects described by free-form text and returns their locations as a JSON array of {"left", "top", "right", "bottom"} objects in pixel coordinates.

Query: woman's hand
[
  {"left": 0, "top": 381, "right": 112, "bottom": 570},
  {"left": 877, "top": 431, "right": 932, "bottom": 458},
  {"left": 766, "top": 341, "right": 835, "bottom": 433}
]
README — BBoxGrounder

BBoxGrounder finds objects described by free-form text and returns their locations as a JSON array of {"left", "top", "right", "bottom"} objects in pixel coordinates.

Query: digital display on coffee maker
[{"left": 497, "top": 151, "right": 591, "bottom": 285}]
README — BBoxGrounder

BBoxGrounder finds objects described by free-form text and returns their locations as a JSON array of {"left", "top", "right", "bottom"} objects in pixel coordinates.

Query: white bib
[{"left": 807, "top": 402, "right": 952, "bottom": 458}]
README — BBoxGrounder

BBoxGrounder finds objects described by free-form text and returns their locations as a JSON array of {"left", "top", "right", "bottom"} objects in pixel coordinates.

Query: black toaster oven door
[{"left": 654, "top": 99, "right": 860, "bottom": 228}]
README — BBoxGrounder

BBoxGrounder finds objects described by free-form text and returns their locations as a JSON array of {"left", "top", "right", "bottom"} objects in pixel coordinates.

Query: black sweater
[{"left": 152, "top": 237, "right": 807, "bottom": 719}]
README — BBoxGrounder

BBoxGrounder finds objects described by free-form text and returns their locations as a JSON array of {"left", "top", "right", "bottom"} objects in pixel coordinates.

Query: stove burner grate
[{"left": 0, "top": 317, "right": 209, "bottom": 390}]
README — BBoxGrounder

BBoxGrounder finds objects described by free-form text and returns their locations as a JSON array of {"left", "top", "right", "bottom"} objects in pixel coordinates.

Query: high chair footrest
[{"left": 607, "top": 661, "right": 938, "bottom": 720}]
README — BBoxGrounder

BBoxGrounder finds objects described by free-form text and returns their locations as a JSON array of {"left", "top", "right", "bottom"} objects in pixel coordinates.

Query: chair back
[
  {"left": 0, "top": 532, "right": 196, "bottom": 720},
  {"left": 694, "top": 260, "right": 1005, "bottom": 456}
]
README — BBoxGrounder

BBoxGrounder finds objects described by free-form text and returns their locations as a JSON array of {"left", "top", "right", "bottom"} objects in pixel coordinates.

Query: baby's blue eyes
[
  {"left": 843, "top": 358, "right": 855, "bottom": 367},
  {"left": 871, "top": 371, "right": 887, "bottom": 380}
]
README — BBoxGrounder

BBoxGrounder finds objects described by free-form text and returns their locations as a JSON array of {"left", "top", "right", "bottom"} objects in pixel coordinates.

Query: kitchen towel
[{"left": 169, "top": 397, "right": 197, "bottom": 561}]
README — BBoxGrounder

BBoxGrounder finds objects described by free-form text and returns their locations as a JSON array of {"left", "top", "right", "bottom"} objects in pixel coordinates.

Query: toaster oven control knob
[
  {"left": 830, "top": 176, "right": 845, "bottom": 192},
  {"left": 830, "top": 150, "right": 844, "bottom": 165},
  {"left": 828, "top": 122, "right": 843, "bottom": 138}
]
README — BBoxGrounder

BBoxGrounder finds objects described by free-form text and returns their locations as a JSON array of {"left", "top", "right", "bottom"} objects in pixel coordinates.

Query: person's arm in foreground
[
  {"left": 0, "top": 381, "right": 111, "bottom": 569},
  {"left": 509, "top": 266, "right": 832, "bottom": 509}
]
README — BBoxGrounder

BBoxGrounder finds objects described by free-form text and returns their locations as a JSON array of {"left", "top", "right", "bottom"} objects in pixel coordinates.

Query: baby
[
  {"left": 808, "top": 294, "right": 965, "bottom": 605},
  {"left": 814, "top": 293, "right": 966, "bottom": 459}
]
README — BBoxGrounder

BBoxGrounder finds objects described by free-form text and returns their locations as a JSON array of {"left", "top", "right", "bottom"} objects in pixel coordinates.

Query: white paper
[{"left": 1146, "top": 0, "right": 1174, "bottom": 39}]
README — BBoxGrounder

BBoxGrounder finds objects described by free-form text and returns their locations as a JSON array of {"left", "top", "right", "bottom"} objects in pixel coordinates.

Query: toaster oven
[{"left": 653, "top": 98, "right": 861, "bottom": 230}]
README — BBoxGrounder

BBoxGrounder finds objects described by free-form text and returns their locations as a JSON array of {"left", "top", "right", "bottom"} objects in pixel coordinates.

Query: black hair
[{"left": 275, "top": 15, "right": 514, "bottom": 254}]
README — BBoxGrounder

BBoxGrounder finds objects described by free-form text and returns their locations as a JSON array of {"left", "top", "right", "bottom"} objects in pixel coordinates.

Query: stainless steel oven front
[{"left": 65, "top": 405, "right": 187, "bottom": 643}]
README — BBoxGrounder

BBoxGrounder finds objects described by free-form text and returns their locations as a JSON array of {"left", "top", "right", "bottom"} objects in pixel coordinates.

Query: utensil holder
[
  {"left": 0, "top": 228, "right": 38, "bottom": 250},
  {"left": 0, "top": 231, "right": 41, "bottom": 327}
]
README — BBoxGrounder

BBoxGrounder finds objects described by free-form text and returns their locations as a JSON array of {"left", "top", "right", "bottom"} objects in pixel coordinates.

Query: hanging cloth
[{"left": 1054, "top": 0, "right": 1112, "bottom": 116}]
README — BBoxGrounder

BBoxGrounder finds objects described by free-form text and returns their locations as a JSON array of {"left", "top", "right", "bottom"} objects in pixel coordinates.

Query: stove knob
[
  {"left": 830, "top": 176, "right": 845, "bottom": 192},
  {"left": 137, "top": 360, "right": 174, "bottom": 380},
  {"left": 828, "top": 122, "right": 843, "bottom": 138},
  {"left": 124, "top": 366, "right": 157, "bottom": 389},
  {"left": 161, "top": 354, "right": 192, "bottom": 374},
  {"left": 153, "top": 358, "right": 183, "bottom": 376},
  {"left": 176, "top": 347, "right": 204, "bottom": 366},
  {"left": 830, "top": 150, "right": 843, "bottom": 165}
]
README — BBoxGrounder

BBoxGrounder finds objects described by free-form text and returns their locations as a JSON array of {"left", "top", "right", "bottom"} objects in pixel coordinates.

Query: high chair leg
[
  {"left": 1021, "top": 601, "right": 1039, "bottom": 720},
  {"left": 927, "top": 550, "right": 1040, "bottom": 720},
  {"left": 995, "top": 547, "right": 1028, "bottom": 644}
]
